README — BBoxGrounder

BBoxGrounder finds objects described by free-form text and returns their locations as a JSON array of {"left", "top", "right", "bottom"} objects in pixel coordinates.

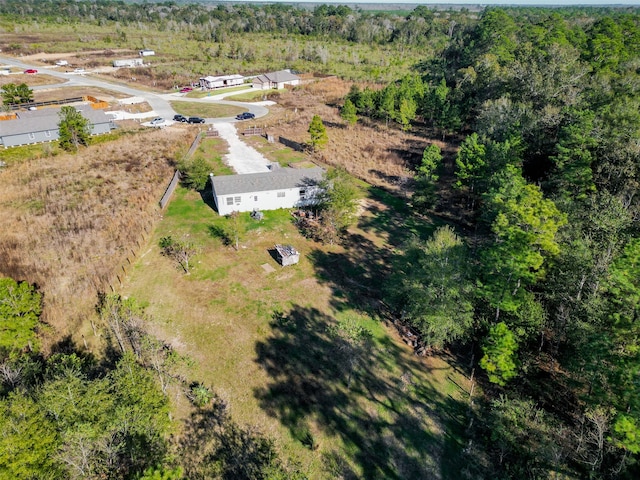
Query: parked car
[
  {"left": 235, "top": 112, "right": 255, "bottom": 120},
  {"left": 173, "top": 114, "right": 187, "bottom": 122},
  {"left": 150, "top": 117, "right": 164, "bottom": 126},
  {"left": 180, "top": 87, "right": 193, "bottom": 93},
  {"left": 23, "top": 69, "right": 38, "bottom": 74},
  {"left": 187, "top": 117, "right": 205, "bottom": 124}
]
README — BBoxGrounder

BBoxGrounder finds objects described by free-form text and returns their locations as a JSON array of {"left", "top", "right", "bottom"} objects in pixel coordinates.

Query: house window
[
  {"left": 45, "top": 131, "right": 51, "bottom": 138},
  {"left": 226, "top": 197, "right": 234, "bottom": 206},
  {"left": 254, "top": 196, "right": 258, "bottom": 201},
  {"left": 277, "top": 191, "right": 285, "bottom": 198},
  {"left": 29, "top": 133, "right": 35, "bottom": 140},
  {"left": 234, "top": 196, "right": 241, "bottom": 205},
  {"left": 299, "top": 188, "right": 307, "bottom": 198}
]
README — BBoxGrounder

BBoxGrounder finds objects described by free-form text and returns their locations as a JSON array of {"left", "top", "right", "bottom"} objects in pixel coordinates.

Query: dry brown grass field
[{"left": 0, "top": 129, "right": 192, "bottom": 347}]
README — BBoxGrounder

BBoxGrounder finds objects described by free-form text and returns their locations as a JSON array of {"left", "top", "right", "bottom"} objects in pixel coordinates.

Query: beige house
[{"left": 252, "top": 70, "right": 300, "bottom": 90}]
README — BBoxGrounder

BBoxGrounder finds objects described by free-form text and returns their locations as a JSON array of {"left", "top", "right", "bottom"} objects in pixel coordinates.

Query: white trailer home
[
  {"left": 113, "top": 58, "right": 144, "bottom": 68},
  {"left": 139, "top": 49, "right": 155, "bottom": 56},
  {"left": 199, "top": 74, "right": 244, "bottom": 89},
  {"left": 210, "top": 167, "right": 324, "bottom": 216}
]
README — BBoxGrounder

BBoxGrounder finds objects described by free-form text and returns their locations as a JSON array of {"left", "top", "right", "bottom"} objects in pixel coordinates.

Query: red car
[
  {"left": 24, "top": 69, "right": 38, "bottom": 74},
  {"left": 180, "top": 87, "right": 193, "bottom": 93}
]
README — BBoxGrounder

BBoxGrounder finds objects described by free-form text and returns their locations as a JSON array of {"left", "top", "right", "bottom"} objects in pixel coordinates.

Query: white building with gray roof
[
  {"left": 0, "top": 105, "right": 116, "bottom": 148},
  {"left": 210, "top": 166, "right": 324, "bottom": 215}
]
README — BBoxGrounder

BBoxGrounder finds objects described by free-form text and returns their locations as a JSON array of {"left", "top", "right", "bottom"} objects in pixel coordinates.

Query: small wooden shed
[{"left": 275, "top": 244, "right": 299, "bottom": 266}]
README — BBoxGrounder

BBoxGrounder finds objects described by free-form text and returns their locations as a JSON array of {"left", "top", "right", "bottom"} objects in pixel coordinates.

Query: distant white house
[
  {"left": 113, "top": 58, "right": 144, "bottom": 68},
  {"left": 210, "top": 166, "right": 325, "bottom": 216},
  {"left": 55, "top": 59, "right": 69, "bottom": 66},
  {"left": 199, "top": 74, "right": 244, "bottom": 89},
  {"left": 139, "top": 49, "right": 155, "bottom": 57},
  {"left": 252, "top": 70, "right": 300, "bottom": 90},
  {"left": 0, "top": 105, "right": 116, "bottom": 148}
]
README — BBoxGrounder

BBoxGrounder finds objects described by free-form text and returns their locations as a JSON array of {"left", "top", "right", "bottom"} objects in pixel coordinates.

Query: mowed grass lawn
[
  {"left": 122, "top": 185, "right": 471, "bottom": 478},
  {"left": 170, "top": 100, "right": 245, "bottom": 118}
]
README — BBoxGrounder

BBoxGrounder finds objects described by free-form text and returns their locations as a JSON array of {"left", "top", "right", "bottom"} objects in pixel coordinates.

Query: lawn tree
[
  {"left": 0, "top": 278, "right": 42, "bottom": 359},
  {"left": 317, "top": 168, "right": 360, "bottom": 244},
  {"left": 386, "top": 226, "right": 474, "bottom": 351},
  {"left": 179, "top": 156, "right": 211, "bottom": 191},
  {"left": 226, "top": 211, "right": 242, "bottom": 251},
  {"left": 340, "top": 98, "right": 357, "bottom": 127},
  {"left": 58, "top": 106, "right": 91, "bottom": 152},
  {"left": 308, "top": 115, "right": 328, "bottom": 152},
  {"left": 412, "top": 143, "right": 442, "bottom": 211},
  {"left": 1, "top": 82, "right": 33, "bottom": 105},
  {"left": 159, "top": 236, "right": 200, "bottom": 273}
]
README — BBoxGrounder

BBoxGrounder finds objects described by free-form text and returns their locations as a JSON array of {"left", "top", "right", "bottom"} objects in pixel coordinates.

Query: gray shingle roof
[
  {"left": 0, "top": 105, "right": 112, "bottom": 136},
  {"left": 211, "top": 167, "right": 324, "bottom": 196},
  {"left": 253, "top": 70, "right": 300, "bottom": 85}
]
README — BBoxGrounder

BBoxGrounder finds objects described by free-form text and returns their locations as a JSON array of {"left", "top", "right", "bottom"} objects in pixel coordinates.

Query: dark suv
[
  {"left": 235, "top": 112, "right": 255, "bottom": 120},
  {"left": 188, "top": 117, "right": 205, "bottom": 124},
  {"left": 173, "top": 114, "right": 187, "bottom": 122}
]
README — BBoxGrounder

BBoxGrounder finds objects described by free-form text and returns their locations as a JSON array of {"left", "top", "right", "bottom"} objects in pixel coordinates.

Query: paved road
[
  {"left": 1, "top": 55, "right": 273, "bottom": 173},
  {"left": 0, "top": 55, "right": 267, "bottom": 122}
]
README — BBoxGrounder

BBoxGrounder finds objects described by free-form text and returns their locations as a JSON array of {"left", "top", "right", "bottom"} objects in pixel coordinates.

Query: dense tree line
[
  {"left": 376, "top": 7, "right": 640, "bottom": 479},
  {"left": 0, "top": 0, "right": 471, "bottom": 48}
]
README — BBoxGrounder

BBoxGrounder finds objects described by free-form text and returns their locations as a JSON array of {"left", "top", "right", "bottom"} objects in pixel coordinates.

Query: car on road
[
  {"left": 235, "top": 112, "right": 255, "bottom": 120},
  {"left": 173, "top": 114, "right": 187, "bottom": 122},
  {"left": 180, "top": 87, "right": 193, "bottom": 93},
  {"left": 150, "top": 117, "right": 165, "bottom": 126},
  {"left": 187, "top": 116, "right": 205, "bottom": 124},
  {"left": 23, "top": 69, "right": 38, "bottom": 74}
]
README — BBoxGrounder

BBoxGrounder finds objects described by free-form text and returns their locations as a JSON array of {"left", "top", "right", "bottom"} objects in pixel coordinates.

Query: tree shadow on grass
[{"left": 255, "top": 305, "right": 481, "bottom": 479}]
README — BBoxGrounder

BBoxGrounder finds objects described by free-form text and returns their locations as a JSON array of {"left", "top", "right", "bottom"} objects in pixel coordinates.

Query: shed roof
[
  {"left": 253, "top": 70, "right": 300, "bottom": 84},
  {"left": 211, "top": 167, "right": 324, "bottom": 196},
  {"left": 0, "top": 105, "right": 112, "bottom": 137}
]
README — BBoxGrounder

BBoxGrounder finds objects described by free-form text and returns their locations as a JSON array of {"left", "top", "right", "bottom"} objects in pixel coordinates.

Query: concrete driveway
[{"left": 212, "top": 122, "right": 271, "bottom": 174}]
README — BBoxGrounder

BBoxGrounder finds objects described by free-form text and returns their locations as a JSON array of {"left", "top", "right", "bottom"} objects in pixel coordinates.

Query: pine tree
[
  {"left": 58, "top": 106, "right": 91, "bottom": 152},
  {"left": 308, "top": 115, "right": 328, "bottom": 152}
]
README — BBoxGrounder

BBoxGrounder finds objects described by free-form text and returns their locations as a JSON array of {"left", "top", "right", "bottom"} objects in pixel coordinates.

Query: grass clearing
[
  {"left": 191, "top": 137, "right": 233, "bottom": 176},
  {"left": 243, "top": 135, "right": 307, "bottom": 166},
  {"left": 226, "top": 88, "right": 280, "bottom": 102},
  {"left": 170, "top": 101, "right": 245, "bottom": 118},
  {"left": 185, "top": 85, "right": 251, "bottom": 98},
  {"left": 121, "top": 184, "right": 471, "bottom": 478}
]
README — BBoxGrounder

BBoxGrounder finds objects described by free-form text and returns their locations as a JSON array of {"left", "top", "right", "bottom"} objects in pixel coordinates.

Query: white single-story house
[
  {"left": 252, "top": 70, "right": 300, "bottom": 90},
  {"left": 210, "top": 166, "right": 325, "bottom": 216},
  {"left": 199, "top": 74, "right": 244, "bottom": 89},
  {"left": 139, "top": 49, "right": 155, "bottom": 57},
  {"left": 113, "top": 58, "right": 144, "bottom": 68},
  {"left": 0, "top": 105, "right": 116, "bottom": 148}
]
